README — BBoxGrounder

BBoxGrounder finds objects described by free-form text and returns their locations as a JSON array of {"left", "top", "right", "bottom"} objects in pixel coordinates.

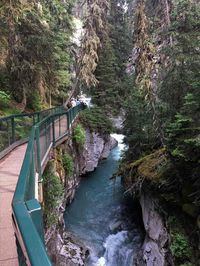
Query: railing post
[
  {"left": 52, "top": 116, "right": 55, "bottom": 147},
  {"left": 67, "top": 112, "right": 69, "bottom": 130},
  {"left": 45, "top": 122, "right": 47, "bottom": 151},
  {"left": 37, "top": 113, "right": 40, "bottom": 123},
  {"left": 72, "top": 107, "right": 74, "bottom": 121},
  {"left": 26, "top": 199, "right": 45, "bottom": 243},
  {"left": 70, "top": 109, "right": 72, "bottom": 127},
  {"left": 11, "top": 117, "right": 15, "bottom": 144},
  {"left": 30, "top": 149, "right": 35, "bottom": 198},
  {"left": 33, "top": 114, "right": 37, "bottom": 126},
  {"left": 59, "top": 115, "right": 61, "bottom": 137},
  {"left": 35, "top": 126, "right": 42, "bottom": 178},
  {"left": 66, "top": 113, "right": 68, "bottom": 131}
]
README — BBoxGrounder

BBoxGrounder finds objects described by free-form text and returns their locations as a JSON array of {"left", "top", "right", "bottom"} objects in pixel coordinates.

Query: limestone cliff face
[
  {"left": 81, "top": 129, "right": 118, "bottom": 172},
  {"left": 45, "top": 129, "right": 117, "bottom": 266},
  {"left": 135, "top": 193, "right": 172, "bottom": 266}
]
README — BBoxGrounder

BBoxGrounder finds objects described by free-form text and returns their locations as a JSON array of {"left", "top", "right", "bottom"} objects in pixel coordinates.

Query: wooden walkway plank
[{"left": 0, "top": 144, "right": 27, "bottom": 266}]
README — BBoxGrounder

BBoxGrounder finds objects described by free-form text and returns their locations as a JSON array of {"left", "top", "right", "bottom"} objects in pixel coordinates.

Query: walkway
[
  {"left": 0, "top": 144, "right": 26, "bottom": 266},
  {"left": 0, "top": 115, "right": 70, "bottom": 265},
  {"left": 0, "top": 107, "right": 79, "bottom": 265}
]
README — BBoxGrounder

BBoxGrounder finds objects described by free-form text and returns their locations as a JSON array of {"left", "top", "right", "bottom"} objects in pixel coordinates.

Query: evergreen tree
[
  {"left": 123, "top": 85, "right": 156, "bottom": 161},
  {"left": 90, "top": 0, "right": 133, "bottom": 114},
  {"left": 110, "top": 0, "right": 132, "bottom": 79},
  {"left": 167, "top": 92, "right": 200, "bottom": 163},
  {"left": 91, "top": 35, "right": 118, "bottom": 112},
  {"left": 79, "top": 0, "right": 110, "bottom": 88},
  {"left": 0, "top": 0, "right": 74, "bottom": 110},
  {"left": 160, "top": 0, "right": 200, "bottom": 124}
]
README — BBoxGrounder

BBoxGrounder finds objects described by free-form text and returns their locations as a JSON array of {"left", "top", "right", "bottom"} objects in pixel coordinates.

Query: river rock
[
  {"left": 46, "top": 227, "right": 89, "bottom": 266},
  {"left": 109, "top": 220, "right": 122, "bottom": 232},
  {"left": 101, "top": 136, "right": 118, "bottom": 159},
  {"left": 82, "top": 129, "right": 117, "bottom": 173}
]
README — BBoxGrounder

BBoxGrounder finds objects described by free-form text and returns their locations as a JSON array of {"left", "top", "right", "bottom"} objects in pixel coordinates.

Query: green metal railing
[
  {"left": 11, "top": 104, "right": 83, "bottom": 266},
  {"left": 0, "top": 106, "right": 64, "bottom": 156}
]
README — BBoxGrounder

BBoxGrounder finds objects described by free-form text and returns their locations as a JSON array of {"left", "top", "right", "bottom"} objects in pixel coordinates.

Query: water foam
[{"left": 94, "top": 230, "right": 134, "bottom": 266}]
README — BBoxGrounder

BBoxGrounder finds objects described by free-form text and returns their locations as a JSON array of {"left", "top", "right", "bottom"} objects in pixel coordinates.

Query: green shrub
[
  {"left": 43, "top": 162, "right": 64, "bottom": 227},
  {"left": 79, "top": 106, "right": 113, "bottom": 134},
  {"left": 62, "top": 153, "right": 74, "bottom": 177},
  {"left": 27, "top": 91, "right": 42, "bottom": 111},
  {"left": 0, "top": 90, "right": 10, "bottom": 102},
  {"left": 168, "top": 216, "right": 195, "bottom": 265},
  {"left": 73, "top": 123, "right": 86, "bottom": 146},
  {"left": 170, "top": 232, "right": 192, "bottom": 260},
  {"left": 0, "top": 90, "right": 11, "bottom": 109}
]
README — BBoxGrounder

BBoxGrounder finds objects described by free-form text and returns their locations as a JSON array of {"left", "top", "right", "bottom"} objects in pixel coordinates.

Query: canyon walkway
[{"left": 0, "top": 105, "right": 83, "bottom": 266}]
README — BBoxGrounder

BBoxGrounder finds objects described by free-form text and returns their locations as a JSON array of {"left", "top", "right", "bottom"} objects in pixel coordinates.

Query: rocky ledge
[{"left": 46, "top": 225, "right": 89, "bottom": 266}]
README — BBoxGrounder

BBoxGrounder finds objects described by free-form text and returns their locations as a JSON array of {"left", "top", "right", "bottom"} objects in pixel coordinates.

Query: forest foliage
[
  {"left": 0, "top": 0, "right": 74, "bottom": 111},
  {"left": 120, "top": 0, "right": 200, "bottom": 264}
]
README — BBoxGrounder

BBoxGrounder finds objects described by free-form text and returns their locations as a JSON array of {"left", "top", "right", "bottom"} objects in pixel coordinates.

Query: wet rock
[
  {"left": 81, "top": 129, "right": 117, "bottom": 173},
  {"left": 46, "top": 228, "right": 89, "bottom": 266},
  {"left": 109, "top": 220, "right": 122, "bottom": 232},
  {"left": 101, "top": 136, "right": 118, "bottom": 159}
]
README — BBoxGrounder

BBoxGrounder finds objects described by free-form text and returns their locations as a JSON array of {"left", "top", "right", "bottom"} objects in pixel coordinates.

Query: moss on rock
[{"left": 127, "top": 148, "right": 167, "bottom": 180}]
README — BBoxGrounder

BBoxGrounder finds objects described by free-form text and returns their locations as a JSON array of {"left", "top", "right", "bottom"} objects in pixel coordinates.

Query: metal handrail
[
  {"left": 0, "top": 105, "right": 64, "bottom": 158},
  {"left": 0, "top": 105, "right": 64, "bottom": 122},
  {"left": 12, "top": 104, "right": 83, "bottom": 266}
]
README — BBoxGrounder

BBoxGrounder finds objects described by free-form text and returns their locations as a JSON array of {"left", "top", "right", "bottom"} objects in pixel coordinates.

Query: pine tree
[
  {"left": 160, "top": 0, "right": 200, "bottom": 123},
  {"left": 79, "top": 0, "right": 110, "bottom": 88},
  {"left": 90, "top": 0, "right": 133, "bottom": 114},
  {"left": 91, "top": 35, "right": 118, "bottom": 112},
  {"left": 0, "top": 0, "right": 74, "bottom": 110},
  {"left": 110, "top": 0, "right": 132, "bottom": 79},
  {"left": 123, "top": 85, "right": 156, "bottom": 161}
]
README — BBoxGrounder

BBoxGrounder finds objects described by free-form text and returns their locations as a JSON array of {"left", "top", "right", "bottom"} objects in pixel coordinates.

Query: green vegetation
[
  {"left": 0, "top": 106, "right": 21, "bottom": 117},
  {"left": 128, "top": 148, "right": 167, "bottom": 180},
  {"left": 15, "top": 117, "right": 33, "bottom": 139},
  {"left": 43, "top": 161, "right": 64, "bottom": 227},
  {"left": 0, "top": 0, "right": 74, "bottom": 111},
  {"left": 0, "top": 90, "right": 10, "bottom": 103},
  {"left": 62, "top": 153, "right": 74, "bottom": 178},
  {"left": 28, "top": 91, "right": 43, "bottom": 112},
  {"left": 170, "top": 233, "right": 192, "bottom": 263},
  {"left": 73, "top": 124, "right": 86, "bottom": 147},
  {"left": 79, "top": 0, "right": 109, "bottom": 87},
  {"left": 168, "top": 217, "right": 194, "bottom": 265},
  {"left": 0, "top": 91, "right": 21, "bottom": 116},
  {"left": 80, "top": 107, "right": 113, "bottom": 134},
  {"left": 90, "top": 0, "right": 132, "bottom": 115},
  {"left": 119, "top": 0, "right": 200, "bottom": 262}
]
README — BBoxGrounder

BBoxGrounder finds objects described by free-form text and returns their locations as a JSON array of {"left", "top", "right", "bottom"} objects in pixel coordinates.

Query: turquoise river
[{"left": 64, "top": 134, "right": 144, "bottom": 266}]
